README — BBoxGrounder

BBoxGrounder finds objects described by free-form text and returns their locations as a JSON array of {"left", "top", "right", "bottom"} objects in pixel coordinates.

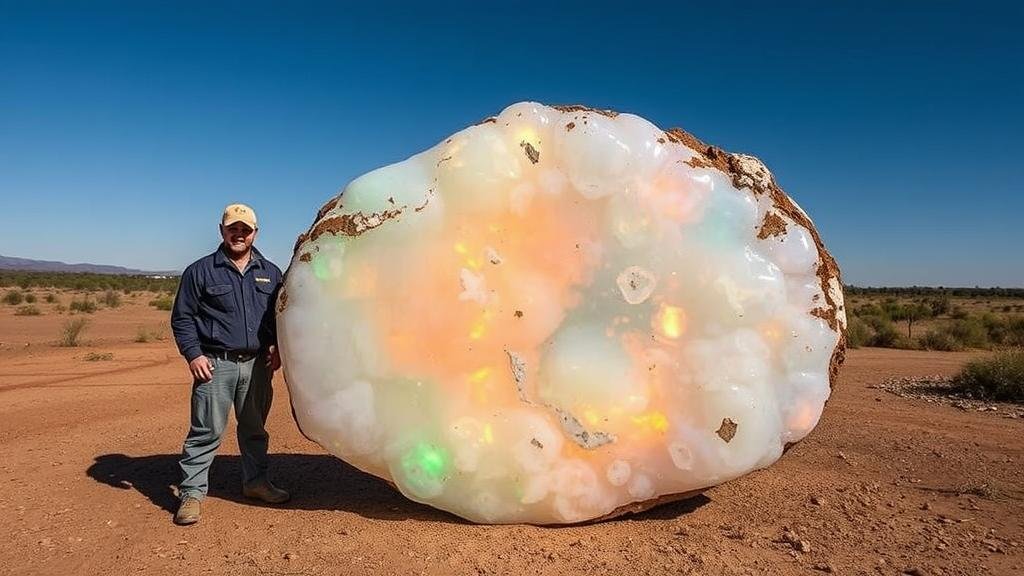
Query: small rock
[
  {"left": 903, "top": 568, "right": 927, "bottom": 576},
  {"left": 812, "top": 563, "right": 833, "bottom": 573},
  {"left": 283, "top": 552, "right": 296, "bottom": 560}
]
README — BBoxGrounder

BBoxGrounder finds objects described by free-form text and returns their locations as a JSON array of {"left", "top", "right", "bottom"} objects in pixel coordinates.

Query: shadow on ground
[{"left": 87, "top": 453, "right": 708, "bottom": 524}]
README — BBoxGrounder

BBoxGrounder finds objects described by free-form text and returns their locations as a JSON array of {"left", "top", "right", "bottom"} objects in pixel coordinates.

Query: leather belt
[{"left": 205, "top": 350, "right": 258, "bottom": 362}]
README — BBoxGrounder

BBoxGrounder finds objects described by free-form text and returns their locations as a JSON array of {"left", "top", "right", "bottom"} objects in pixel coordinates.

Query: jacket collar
[{"left": 215, "top": 244, "right": 264, "bottom": 270}]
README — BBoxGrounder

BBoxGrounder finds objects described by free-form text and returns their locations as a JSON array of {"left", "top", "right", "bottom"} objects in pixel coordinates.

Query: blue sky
[{"left": 1, "top": 1, "right": 1021, "bottom": 286}]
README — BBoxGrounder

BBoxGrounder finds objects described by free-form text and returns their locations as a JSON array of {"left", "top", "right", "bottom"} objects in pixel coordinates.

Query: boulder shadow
[
  {"left": 86, "top": 453, "right": 465, "bottom": 523},
  {"left": 87, "top": 453, "right": 708, "bottom": 524}
]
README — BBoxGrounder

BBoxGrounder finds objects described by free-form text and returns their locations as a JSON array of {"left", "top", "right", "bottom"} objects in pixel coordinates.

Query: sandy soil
[{"left": 0, "top": 295, "right": 1021, "bottom": 576}]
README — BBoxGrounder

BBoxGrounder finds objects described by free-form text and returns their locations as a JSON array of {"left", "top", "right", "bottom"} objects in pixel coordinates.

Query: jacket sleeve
[{"left": 171, "top": 264, "right": 204, "bottom": 362}]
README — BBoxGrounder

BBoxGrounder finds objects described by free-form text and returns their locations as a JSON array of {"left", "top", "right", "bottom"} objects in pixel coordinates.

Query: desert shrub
[
  {"left": 980, "top": 313, "right": 1008, "bottom": 345},
  {"left": 134, "top": 326, "right": 165, "bottom": 343},
  {"left": 951, "top": 349, "right": 1024, "bottom": 402},
  {"left": 948, "top": 318, "right": 990, "bottom": 349},
  {"left": 869, "top": 321, "right": 901, "bottom": 348},
  {"left": 2, "top": 290, "right": 24, "bottom": 305},
  {"left": 14, "top": 305, "right": 41, "bottom": 316},
  {"left": 855, "top": 314, "right": 901, "bottom": 347},
  {"left": 855, "top": 303, "right": 888, "bottom": 319},
  {"left": 60, "top": 318, "right": 89, "bottom": 347},
  {"left": 845, "top": 316, "right": 871, "bottom": 349},
  {"left": 24, "top": 293, "right": 37, "bottom": 303},
  {"left": 84, "top": 352, "right": 114, "bottom": 361},
  {"left": 928, "top": 296, "right": 952, "bottom": 316},
  {"left": 950, "top": 306, "right": 969, "bottom": 320},
  {"left": 54, "top": 303, "right": 66, "bottom": 313},
  {"left": 920, "top": 330, "right": 963, "bottom": 351},
  {"left": 44, "top": 293, "right": 57, "bottom": 303},
  {"left": 149, "top": 296, "right": 173, "bottom": 311},
  {"left": 69, "top": 298, "right": 98, "bottom": 313},
  {"left": 101, "top": 289, "right": 121, "bottom": 308},
  {"left": 1005, "top": 316, "right": 1024, "bottom": 346}
]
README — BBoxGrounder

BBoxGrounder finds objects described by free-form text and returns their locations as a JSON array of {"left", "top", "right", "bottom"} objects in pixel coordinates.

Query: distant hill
[{"left": 0, "top": 255, "right": 176, "bottom": 276}]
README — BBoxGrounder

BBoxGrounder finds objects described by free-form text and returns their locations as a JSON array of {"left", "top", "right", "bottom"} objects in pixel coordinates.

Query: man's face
[{"left": 220, "top": 222, "right": 256, "bottom": 256}]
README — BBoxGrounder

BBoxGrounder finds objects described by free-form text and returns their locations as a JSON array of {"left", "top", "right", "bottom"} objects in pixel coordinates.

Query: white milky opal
[{"left": 278, "top": 102, "right": 846, "bottom": 524}]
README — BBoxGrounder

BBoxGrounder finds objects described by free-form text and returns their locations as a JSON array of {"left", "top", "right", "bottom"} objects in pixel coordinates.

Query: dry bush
[
  {"left": 2, "top": 290, "right": 24, "bottom": 305},
  {"left": 101, "top": 289, "right": 121, "bottom": 308},
  {"left": 70, "top": 298, "right": 98, "bottom": 314},
  {"left": 952, "top": 349, "right": 1024, "bottom": 402},
  {"left": 948, "top": 318, "right": 990, "bottom": 349},
  {"left": 865, "top": 316, "right": 900, "bottom": 347},
  {"left": 919, "top": 330, "right": 963, "bottom": 351},
  {"left": 60, "top": 318, "right": 89, "bottom": 347},
  {"left": 846, "top": 316, "right": 872, "bottom": 349},
  {"left": 84, "top": 352, "right": 114, "bottom": 362},
  {"left": 15, "top": 305, "right": 42, "bottom": 316},
  {"left": 149, "top": 296, "right": 173, "bottom": 311},
  {"left": 44, "top": 293, "right": 58, "bottom": 304}
]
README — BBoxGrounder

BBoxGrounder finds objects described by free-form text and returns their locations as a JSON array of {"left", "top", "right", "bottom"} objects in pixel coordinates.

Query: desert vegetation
[
  {"left": 148, "top": 296, "right": 174, "bottom": 311},
  {"left": 59, "top": 318, "right": 90, "bottom": 347},
  {"left": 844, "top": 287, "right": 1024, "bottom": 351},
  {"left": 0, "top": 270, "right": 178, "bottom": 293},
  {"left": 14, "top": 305, "right": 41, "bottom": 316},
  {"left": 951, "top": 349, "right": 1024, "bottom": 402}
]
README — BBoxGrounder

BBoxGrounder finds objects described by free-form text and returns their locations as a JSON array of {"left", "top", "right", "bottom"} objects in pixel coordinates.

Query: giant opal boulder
[{"left": 277, "top": 102, "right": 846, "bottom": 524}]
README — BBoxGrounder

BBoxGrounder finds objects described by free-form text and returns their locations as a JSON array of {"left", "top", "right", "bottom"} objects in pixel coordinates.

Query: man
[{"left": 170, "top": 203, "right": 289, "bottom": 526}]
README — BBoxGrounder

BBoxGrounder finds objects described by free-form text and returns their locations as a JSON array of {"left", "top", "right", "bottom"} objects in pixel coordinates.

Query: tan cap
[{"left": 221, "top": 203, "right": 257, "bottom": 229}]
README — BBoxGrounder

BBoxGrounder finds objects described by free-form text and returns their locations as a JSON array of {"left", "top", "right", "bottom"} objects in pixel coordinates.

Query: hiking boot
[
  {"left": 242, "top": 479, "right": 290, "bottom": 504},
  {"left": 174, "top": 497, "right": 201, "bottom": 525}
]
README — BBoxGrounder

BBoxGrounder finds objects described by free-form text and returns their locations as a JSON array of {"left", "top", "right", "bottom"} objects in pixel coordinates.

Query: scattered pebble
[{"left": 872, "top": 376, "right": 1023, "bottom": 417}]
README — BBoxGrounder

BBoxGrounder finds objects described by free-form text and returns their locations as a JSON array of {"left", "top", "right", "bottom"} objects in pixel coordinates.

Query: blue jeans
[{"left": 178, "top": 353, "right": 272, "bottom": 500}]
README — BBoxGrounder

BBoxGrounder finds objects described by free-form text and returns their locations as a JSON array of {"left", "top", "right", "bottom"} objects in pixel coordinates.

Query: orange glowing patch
[{"left": 654, "top": 304, "right": 686, "bottom": 339}]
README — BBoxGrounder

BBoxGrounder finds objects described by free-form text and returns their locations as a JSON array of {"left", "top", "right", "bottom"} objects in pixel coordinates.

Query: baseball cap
[{"left": 222, "top": 203, "right": 258, "bottom": 229}]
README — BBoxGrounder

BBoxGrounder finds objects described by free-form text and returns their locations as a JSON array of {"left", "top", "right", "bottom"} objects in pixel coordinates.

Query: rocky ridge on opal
[{"left": 278, "top": 102, "right": 846, "bottom": 524}]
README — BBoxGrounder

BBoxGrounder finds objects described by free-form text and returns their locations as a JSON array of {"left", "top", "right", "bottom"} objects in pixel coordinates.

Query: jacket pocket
[{"left": 205, "top": 284, "right": 235, "bottom": 311}]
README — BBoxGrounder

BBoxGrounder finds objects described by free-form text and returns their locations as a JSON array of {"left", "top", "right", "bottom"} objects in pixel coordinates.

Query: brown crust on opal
[
  {"left": 307, "top": 207, "right": 405, "bottom": 242},
  {"left": 757, "top": 212, "right": 788, "bottom": 240},
  {"left": 663, "top": 125, "right": 845, "bottom": 390},
  {"left": 316, "top": 196, "right": 340, "bottom": 221},
  {"left": 716, "top": 418, "right": 738, "bottom": 442},
  {"left": 683, "top": 156, "right": 712, "bottom": 169},
  {"left": 276, "top": 285, "right": 288, "bottom": 314},
  {"left": 298, "top": 252, "right": 312, "bottom": 263},
  {"left": 520, "top": 141, "right": 540, "bottom": 164},
  {"left": 552, "top": 104, "right": 619, "bottom": 118},
  {"left": 476, "top": 117, "right": 497, "bottom": 125},
  {"left": 565, "top": 122, "right": 576, "bottom": 131}
]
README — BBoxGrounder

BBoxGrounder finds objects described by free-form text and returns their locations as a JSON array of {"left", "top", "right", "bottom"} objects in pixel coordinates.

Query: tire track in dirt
[{"left": 0, "top": 355, "right": 177, "bottom": 393}]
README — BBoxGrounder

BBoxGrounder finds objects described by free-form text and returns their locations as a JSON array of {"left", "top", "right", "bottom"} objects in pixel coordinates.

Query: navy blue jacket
[{"left": 171, "top": 245, "right": 283, "bottom": 362}]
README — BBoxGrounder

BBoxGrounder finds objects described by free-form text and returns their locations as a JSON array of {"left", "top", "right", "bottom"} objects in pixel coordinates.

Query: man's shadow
[{"left": 86, "top": 453, "right": 708, "bottom": 524}]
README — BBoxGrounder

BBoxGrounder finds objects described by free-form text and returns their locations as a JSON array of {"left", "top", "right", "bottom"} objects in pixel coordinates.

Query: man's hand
[
  {"left": 266, "top": 345, "right": 282, "bottom": 372},
  {"left": 188, "top": 355, "right": 214, "bottom": 383}
]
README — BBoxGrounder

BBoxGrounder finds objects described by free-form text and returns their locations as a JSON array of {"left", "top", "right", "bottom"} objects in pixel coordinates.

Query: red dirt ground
[{"left": 1, "top": 296, "right": 1021, "bottom": 575}]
